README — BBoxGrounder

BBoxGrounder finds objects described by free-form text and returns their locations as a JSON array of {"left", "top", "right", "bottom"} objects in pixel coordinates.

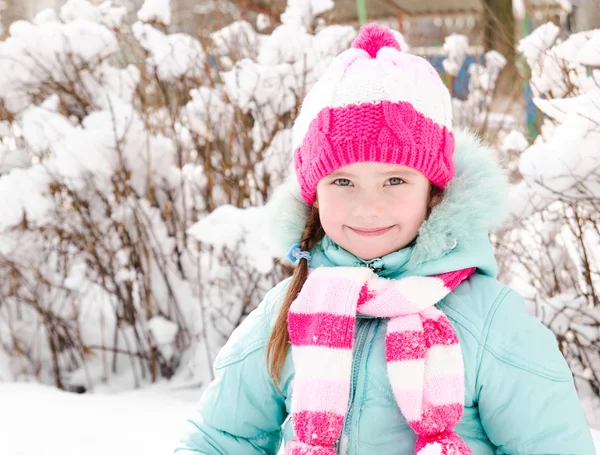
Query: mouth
[{"left": 348, "top": 226, "right": 394, "bottom": 237}]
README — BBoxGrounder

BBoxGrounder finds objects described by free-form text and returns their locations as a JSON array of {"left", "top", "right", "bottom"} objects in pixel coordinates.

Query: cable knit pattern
[
  {"left": 295, "top": 101, "right": 455, "bottom": 205},
  {"left": 292, "top": 23, "right": 454, "bottom": 205},
  {"left": 286, "top": 266, "right": 475, "bottom": 455}
]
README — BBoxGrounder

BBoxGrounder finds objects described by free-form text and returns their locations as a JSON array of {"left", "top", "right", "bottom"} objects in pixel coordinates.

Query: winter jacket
[{"left": 174, "top": 132, "right": 596, "bottom": 455}]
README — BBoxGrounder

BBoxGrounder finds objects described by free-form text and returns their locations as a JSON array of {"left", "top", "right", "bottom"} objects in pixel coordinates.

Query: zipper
[
  {"left": 334, "top": 260, "right": 383, "bottom": 454},
  {"left": 336, "top": 318, "right": 374, "bottom": 454}
]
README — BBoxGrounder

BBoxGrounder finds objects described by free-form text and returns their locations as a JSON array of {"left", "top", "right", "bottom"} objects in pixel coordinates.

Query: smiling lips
[{"left": 348, "top": 226, "right": 394, "bottom": 237}]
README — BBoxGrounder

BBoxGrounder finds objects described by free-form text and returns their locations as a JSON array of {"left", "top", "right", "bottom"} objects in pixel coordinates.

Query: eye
[
  {"left": 333, "top": 178, "right": 352, "bottom": 187},
  {"left": 386, "top": 177, "right": 405, "bottom": 186}
]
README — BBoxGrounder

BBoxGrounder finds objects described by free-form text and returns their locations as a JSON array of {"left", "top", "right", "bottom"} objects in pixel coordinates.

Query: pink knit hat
[{"left": 293, "top": 23, "right": 455, "bottom": 205}]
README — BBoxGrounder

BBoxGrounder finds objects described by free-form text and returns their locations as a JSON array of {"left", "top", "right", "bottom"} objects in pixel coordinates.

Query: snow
[
  {"left": 0, "top": 382, "right": 598, "bottom": 455},
  {"left": 0, "top": 11, "right": 121, "bottom": 113},
  {"left": 183, "top": 87, "right": 235, "bottom": 141},
  {"left": 281, "top": 0, "right": 334, "bottom": 28},
  {"left": 450, "top": 34, "right": 506, "bottom": 130},
  {"left": 148, "top": 316, "right": 180, "bottom": 359},
  {"left": 148, "top": 316, "right": 179, "bottom": 345},
  {"left": 60, "top": 0, "right": 103, "bottom": 23},
  {"left": 518, "top": 22, "right": 560, "bottom": 67},
  {"left": 517, "top": 23, "right": 566, "bottom": 97},
  {"left": 0, "top": 382, "right": 195, "bottom": 455},
  {"left": 0, "top": 166, "right": 54, "bottom": 231},
  {"left": 211, "top": 21, "right": 259, "bottom": 59},
  {"left": 501, "top": 130, "right": 528, "bottom": 153},
  {"left": 257, "top": 13, "right": 271, "bottom": 32},
  {"left": 221, "top": 58, "right": 296, "bottom": 114},
  {"left": 98, "top": 1, "right": 129, "bottom": 29},
  {"left": 33, "top": 8, "right": 59, "bottom": 25},
  {"left": 187, "top": 204, "right": 276, "bottom": 274},
  {"left": 442, "top": 34, "right": 469, "bottom": 77},
  {"left": 505, "top": 23, "right": 600, "bottom": 424},
  {"left": 513, "top": 0, "right": 525, "bottom": 19},
  {"left": 133, "top": 22, "right": 206, "bottom": 81},
  {"left": 137, "top": 0, "right": 171, "bottom": 26},
  {"left": 514, "top": 107, "right": 600, "bottom": 215},
  {"left": 577, "top": 30, "right": 600, "bottom": 65}
]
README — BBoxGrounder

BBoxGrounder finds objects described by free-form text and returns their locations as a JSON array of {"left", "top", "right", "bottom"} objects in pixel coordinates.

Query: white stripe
[
  {"left": 309, "top": 266, "right": 372, "bottom": 283},
  {"left": 417, "top": 442, "right": 443, "bottom": 455},
  {"left": 292, "top": 346, "right": 353, "bottom": 381},
  {"left": 392, "top": 276, "right": 449, "bottom": 308},
  {"left": 387, "top": 359, "right": 425, "bottom": 390},
  {"left": 387, "top": 314, "right": 423, "bottom": 332},
  {"left": 424, "top": 344, "right": 465, "bottom": 379},
  {"left": 329, "top": 57, "right": 451, "bottom": 129},
  {"left": 291, "top": 50, "right": 452, "bottom": 150}
]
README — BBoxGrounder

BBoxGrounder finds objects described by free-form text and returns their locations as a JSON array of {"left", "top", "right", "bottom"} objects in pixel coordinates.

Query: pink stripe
[
  {"left": 357, "top": 283, "right": 376, "bottom": 306},
  {"left": 424, "top": 374, "right": 464, "bottom": 406},
  {"left": 288, "top": 312, "right": 355, "bottom": 349},
  {"left": 292, "top": 378, "right": 350, "bottom": 414},
  {"left": 408, "top": 403, "right": 464, "bottom": 435},
  {"left": 422, "top": 318, "right": 459, "bottom": 347},
  {"left": 386, "top": 330, "right": 426, "bottom": 361},
  {"left": 292, "top": 410, "right": 345, "bottom": 447},
  {"left": 434, "top": 268, "right": 475, "bottom": 290}
]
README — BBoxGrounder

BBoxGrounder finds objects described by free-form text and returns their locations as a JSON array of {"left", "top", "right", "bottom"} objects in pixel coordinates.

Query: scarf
[{"left": 285, "top": 266, "right": 475, "bottom": 455}]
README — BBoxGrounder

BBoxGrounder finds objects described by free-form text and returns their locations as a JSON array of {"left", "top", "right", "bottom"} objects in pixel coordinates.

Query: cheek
[
  {"left": 390, "top": 191, "right": 429, "bottom": 222},
  {"left": 316, "top": 189, "right": 349, "bottom": 227}
]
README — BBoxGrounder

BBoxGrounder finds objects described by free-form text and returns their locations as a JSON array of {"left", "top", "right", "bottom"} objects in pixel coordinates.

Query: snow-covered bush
[
  {"left": 497, "top": 23, "right": 600, "bottom": 424},
  {"left": 441, "top": 33, "right": 508, "bottom": 134},
  {"left": 0, "top": 0, "right": 355, "bottom": 391}
]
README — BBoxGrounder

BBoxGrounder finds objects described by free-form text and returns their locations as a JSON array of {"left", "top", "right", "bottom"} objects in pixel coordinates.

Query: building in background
[{"left": 2, "top": 0, "right": 594, "bottom": 42}]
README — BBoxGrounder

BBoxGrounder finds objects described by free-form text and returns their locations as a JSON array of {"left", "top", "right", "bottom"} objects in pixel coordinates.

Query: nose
[{"left": 351, "top": 189, "right": 384, "bottom": 218}]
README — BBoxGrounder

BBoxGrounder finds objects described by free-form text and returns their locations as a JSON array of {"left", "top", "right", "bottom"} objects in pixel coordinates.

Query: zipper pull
[{"left": 365, "top": 258, "right": 384, "bottom": 273}]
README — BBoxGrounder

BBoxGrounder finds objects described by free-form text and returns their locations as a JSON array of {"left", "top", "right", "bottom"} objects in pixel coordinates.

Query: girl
[{"left": 175, "top": 24, "right": 595, "bottom": 455}]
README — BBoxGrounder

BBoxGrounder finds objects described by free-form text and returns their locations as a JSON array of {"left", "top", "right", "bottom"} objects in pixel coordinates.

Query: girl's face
[{"left": 315, "top": 162, "right": 432, "bottom": 261}]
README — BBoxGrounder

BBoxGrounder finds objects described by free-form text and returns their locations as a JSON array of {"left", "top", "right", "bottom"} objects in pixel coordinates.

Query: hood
[{"left": 266, "top": 130, "right": 510, "bottom": 278}]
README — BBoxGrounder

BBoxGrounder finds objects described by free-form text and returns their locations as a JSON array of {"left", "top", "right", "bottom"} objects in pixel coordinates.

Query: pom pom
[{"left": 351, "top": 23, "right": 401, "bottom": 58}]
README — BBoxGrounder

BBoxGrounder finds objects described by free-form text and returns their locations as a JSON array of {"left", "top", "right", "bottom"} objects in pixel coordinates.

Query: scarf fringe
[
  {"left": 416, "top": 430, "right": 472, "bottom": 455},
  {"left": 286, "top": 440, "right": 337, "bottom": 455}
]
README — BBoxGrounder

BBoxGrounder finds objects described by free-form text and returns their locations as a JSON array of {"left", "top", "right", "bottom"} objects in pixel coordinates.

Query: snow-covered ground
[
  {"left": 0, "top": 382, "right": 598, "bottom": 454},
  {"left": 0, "top": 382, "right": 196, "bottom": 455}
]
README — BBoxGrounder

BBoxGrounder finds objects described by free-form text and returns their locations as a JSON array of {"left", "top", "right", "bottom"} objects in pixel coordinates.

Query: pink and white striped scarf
[{"left": 286, "top": 266, "right": 475, "bottom": 455}]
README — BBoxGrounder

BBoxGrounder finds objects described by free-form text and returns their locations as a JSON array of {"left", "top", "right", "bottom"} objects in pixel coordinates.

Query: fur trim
[
  {"left": 266, "top": 175, "right": 310, "bottom": 259},
  {"left": 266, "top": 130, "right": 510, "bottom": 266},
  {"left": 408, "top": 130, "right": 509, "bottom": 267}
]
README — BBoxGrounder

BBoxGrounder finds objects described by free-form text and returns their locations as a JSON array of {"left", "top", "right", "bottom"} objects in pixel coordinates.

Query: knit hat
[{"left": 293, "top": 23, "right": 455, "bottom": 205}]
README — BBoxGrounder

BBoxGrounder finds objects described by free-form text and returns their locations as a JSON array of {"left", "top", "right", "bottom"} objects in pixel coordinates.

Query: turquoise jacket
[{"left": 174, "top": 132, "right": 595, "bottom": 454}]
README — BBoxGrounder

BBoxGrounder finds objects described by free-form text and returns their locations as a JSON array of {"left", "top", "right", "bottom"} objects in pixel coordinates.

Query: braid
[{"left": 267, "top": 205, "right": 324, "bottom": 388}]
